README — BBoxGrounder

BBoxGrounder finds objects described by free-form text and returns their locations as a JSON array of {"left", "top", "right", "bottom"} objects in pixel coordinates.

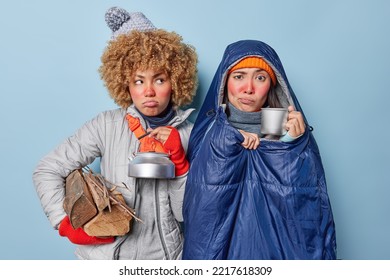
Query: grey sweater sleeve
[{"left": 32, "top": 114, "right": 105, "bottom": 229}]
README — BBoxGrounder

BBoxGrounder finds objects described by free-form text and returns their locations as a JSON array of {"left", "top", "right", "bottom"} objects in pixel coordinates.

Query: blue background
[{"left": 1, "top": 0, "right": 389, "bottom": 260}]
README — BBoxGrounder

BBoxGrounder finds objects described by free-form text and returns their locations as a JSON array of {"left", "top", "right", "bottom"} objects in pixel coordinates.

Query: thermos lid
[{"left": 128, "top": 152, "right": 175, "bottom": 179}]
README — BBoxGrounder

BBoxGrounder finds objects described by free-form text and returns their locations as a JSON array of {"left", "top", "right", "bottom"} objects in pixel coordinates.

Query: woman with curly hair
[{"left": 33, "top": 7, "right": 198, "bottom": 260}]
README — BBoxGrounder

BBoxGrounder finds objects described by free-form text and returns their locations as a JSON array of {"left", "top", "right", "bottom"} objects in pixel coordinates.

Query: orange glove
[
  {"left": 58, "top": 216, "right": 115, "bottom": 245},
  {"left": 163, "top": 127, "right": 189, "bottom": 176},
  {"left": 126, "top": 114, "right": 165, "bottom": 153},
  {"left": 126, "top": 114, "right": 189, "bottom": 176}
]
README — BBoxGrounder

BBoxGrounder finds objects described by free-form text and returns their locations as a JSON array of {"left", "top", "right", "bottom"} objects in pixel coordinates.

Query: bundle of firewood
[{"left": 63, "top": 167, "right": 141, "bottom": 237}]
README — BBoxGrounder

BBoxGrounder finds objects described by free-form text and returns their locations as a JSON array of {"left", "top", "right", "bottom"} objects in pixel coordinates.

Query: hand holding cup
[{"left": 261, "top": 106, "right": 305, "bottom": 137}]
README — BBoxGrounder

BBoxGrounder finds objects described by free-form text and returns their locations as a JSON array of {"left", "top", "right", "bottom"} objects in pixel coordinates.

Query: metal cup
[{"left": 260, "top": 108, "right": 288, "bottom": 136}]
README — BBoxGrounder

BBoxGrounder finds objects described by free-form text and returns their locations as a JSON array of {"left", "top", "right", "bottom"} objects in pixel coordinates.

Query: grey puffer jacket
[{"left": 33, "top": 105, "right": 194, "bottom": 260}]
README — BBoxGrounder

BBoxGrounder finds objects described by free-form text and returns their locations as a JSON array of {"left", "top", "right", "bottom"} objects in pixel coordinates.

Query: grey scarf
[{"left": 227, "top": 102, "right": 263, "bottom": 136}]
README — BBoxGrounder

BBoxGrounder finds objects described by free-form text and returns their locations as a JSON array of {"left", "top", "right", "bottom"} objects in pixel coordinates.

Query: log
[
  {"left": 83, "top": 191, "right": 133, "bottom": 237},
  {"left": 63, "top": 170, "right": 98, "bottom": 229},
  {"left": 64, "top": 168, "right": 139, "bottom": 237}
]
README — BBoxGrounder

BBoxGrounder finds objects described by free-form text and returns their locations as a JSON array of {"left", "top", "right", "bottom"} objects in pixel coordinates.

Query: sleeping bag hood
[{"left": 183, "top": 40, "right": 337, "bottom": 259}]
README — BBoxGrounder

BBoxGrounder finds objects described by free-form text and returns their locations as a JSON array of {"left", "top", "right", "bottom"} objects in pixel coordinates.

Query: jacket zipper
[
  {"left": 113, "top": 235, "right": 129, "bottom": 259},
  {"left": 155, "top": 181, "right": 169, "bottom": 259}
]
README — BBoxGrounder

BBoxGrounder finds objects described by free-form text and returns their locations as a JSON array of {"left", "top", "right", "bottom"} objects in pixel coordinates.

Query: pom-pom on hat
[
  {"left": 105, "top": 6, "right": 157, "bottom": 40},
  {"left": 229, "top": 56, "right": 277, "bottom": 85}
]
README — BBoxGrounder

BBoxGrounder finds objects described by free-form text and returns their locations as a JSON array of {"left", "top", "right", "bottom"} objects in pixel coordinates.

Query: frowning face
[
  {"left": 129, "top": 69, "right": 172, "bottom": 116},
  {"left": 227, "top": 67, "right": 272, "bottom": 112}
]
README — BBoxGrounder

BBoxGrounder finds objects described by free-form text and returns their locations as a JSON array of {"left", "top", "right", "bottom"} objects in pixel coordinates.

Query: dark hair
[{"left": 264, "top": 86, "right": 282, "bottom": 108}]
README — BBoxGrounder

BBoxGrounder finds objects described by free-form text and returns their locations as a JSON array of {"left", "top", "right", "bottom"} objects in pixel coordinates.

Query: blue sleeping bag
[{"left": 182, "top": 40, "right": 336, "bottom": 259}]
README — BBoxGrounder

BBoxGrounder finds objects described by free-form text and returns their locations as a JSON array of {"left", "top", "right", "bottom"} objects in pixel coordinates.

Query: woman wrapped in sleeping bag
[{"left": 182, "top": 40, "right": 337, "bottom": 260}]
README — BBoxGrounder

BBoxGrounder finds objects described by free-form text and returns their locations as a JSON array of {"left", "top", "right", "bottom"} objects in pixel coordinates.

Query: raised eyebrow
[
  {"left": 230, "top": 70, "right": 246, "bottom": 75},
  {"left": 133, "top": 72, "right": 167, "bottom": 79},
  {"left": 134, "top": 74, "right": 145, "bottom": 79},
  {"left": 231, "top": 69, "right": 267, "bottom": 74},
  {"left": 153, "top": 72, "right": 167, "bottom": 79}
]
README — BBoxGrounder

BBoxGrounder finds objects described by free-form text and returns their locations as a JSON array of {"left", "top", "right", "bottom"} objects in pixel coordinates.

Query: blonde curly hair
[{"left": 99, "top": 29, "right": 198, "bottom": 109}]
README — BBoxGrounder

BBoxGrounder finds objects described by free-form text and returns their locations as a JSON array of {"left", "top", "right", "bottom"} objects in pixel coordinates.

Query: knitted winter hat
[
  {"left": 229, "top": 57, "right": 277, "bottom": 85},
  {"left": 105, "top": 6, "right": 157, "bottom": 40}
]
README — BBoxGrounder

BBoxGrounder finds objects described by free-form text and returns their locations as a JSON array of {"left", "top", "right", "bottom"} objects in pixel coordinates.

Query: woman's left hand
[
  {"left": 285, "top": 106, "right": 306, "bottom": 137},
  {"left": 238, "top": 129, "right": 260, "bottom": 150}
]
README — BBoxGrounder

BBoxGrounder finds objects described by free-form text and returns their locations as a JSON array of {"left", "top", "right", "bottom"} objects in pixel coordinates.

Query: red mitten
[
  {"left": 58, "top": 216, "right": 115, "bottom": 245},
  {"left": 163, "top": 127, "right": 189, "bottom": 176}
]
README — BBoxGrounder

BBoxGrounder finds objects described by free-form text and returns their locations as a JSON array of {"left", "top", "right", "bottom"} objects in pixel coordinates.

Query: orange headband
[{"left": 229, "top": 57, "right": 277, "bottom": 85}]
